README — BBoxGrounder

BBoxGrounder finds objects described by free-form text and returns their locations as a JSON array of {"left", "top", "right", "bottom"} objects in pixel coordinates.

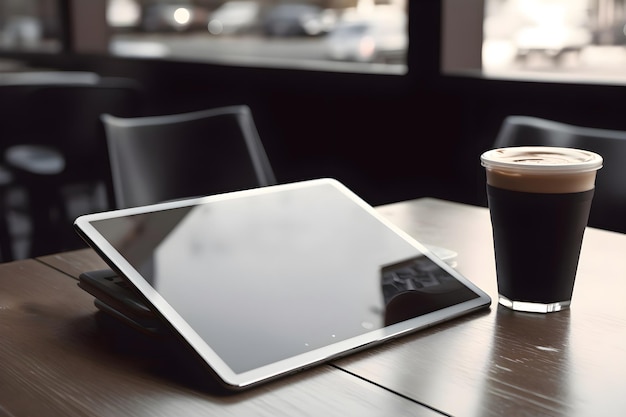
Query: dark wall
[{"left": 6, "top": 1, "right": 626, "bottom": 210}]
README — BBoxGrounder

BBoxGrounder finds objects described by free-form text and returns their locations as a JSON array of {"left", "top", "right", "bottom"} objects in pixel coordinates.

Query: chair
[
  {"left": 493, "top": 115, "right": 626, "bottom": 233},
  {"left": 100, "top": 105, "right": 277, "bottom": 209},
  {"left": 1, "top": 75, "right": 144, "bottom": 257}
]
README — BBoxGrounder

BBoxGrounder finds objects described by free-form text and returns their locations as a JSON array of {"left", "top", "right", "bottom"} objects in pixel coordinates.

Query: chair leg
[
  {"left": 26, "top": 182, "right": 68, "bottom": 257},
  {"left": 0, "top": 189, "right": 14, "bottom": 262}
]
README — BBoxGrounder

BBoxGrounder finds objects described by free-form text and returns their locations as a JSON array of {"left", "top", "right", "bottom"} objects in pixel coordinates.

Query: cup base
[{"left": 498, "top": 295, "right": 571, "bottom": 313}]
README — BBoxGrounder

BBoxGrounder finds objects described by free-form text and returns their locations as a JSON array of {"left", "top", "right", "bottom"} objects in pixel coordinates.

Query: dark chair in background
[
  {"left": 100, "top": 105, "right": 277, "bottom": 209},
  {"left": 493, "top": 115, "right": 626, "bottom": 233},
  {"left": 0, "top": 72, "right": 102, "bottom": 260},
  {"left": 1, "top": 74, "right": 144, "bottom": 257}
]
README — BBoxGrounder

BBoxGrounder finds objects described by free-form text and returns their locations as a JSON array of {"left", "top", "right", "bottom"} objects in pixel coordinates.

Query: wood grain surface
[{"left": 0, "top": 258, "right": 442, "bottom": 417}]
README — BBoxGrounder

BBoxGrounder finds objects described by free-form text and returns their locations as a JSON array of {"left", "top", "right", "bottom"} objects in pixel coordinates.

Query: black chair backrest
[
  {"left": 0, "top": 75, "right": 143, "bottom": 174},
  {"left": 493, "top": 115, "right": 626, "bottom": 233},
  {"left": 22, "top": 77, "right": 144, "bottom": 176},
  {"left": 101, "top": 105, "right": 277, "bottom": 209},
  {"left": 0, "top": 72, "right": 111, "bottom": 146}
]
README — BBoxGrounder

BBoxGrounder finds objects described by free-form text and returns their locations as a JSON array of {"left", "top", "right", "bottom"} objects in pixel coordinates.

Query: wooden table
[{"left": 2, "top": 198, "right": 625, "bottom": 416}]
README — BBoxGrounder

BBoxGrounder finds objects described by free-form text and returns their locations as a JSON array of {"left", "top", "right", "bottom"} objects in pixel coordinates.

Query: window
[
  {"left": 0, "top": 0, "right": 62, "bottom": 53},
  {"left": 105, "top": 0, "right": 408, "bottom": 74},
  {"left": 444, "top": 0, "right": 626, "bottom": 84}
]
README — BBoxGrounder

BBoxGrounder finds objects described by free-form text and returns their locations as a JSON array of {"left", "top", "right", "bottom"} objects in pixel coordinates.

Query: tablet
[{"left": 74, "top": 178, "right": 491, "bottom": 390}]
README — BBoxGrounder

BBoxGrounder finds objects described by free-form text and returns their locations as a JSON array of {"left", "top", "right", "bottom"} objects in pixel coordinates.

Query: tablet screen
[{"left": 75, "top": 179, "right": 490, "bottom": 389}]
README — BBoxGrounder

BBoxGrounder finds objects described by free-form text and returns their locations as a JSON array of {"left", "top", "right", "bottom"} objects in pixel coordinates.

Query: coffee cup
[{"left": 481, "top": 146, "right": 603, "bottom": 313}]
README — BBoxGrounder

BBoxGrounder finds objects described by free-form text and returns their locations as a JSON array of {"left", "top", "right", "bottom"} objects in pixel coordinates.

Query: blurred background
[
  {"left": 2, "top": 0, "right": 626, "bottom": 80},
  {"left": 0, "top": 0, "right": 625, "bottom": 260}
]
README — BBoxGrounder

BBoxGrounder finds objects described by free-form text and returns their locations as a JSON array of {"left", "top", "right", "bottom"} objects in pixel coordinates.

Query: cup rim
[{"left": 481, "top": 146, "right": 603, "bottom": 174}]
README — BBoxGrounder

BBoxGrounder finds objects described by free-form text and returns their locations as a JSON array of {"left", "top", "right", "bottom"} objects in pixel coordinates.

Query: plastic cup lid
[{"left": 481, "top": 146, "right": 603, "bottom": 174}]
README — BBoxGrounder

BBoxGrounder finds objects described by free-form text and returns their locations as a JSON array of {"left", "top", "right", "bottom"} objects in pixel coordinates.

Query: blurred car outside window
[
  {"left": 326, "top": 5, "right": 407, "bottom": 64},
  {"left": 262, "top": 3, "right": 336, "bottom": 37},
  {"left": 481, "top": 0, "right": 626, "bottom": 84},
  {"left": 207, "top": 1, "right": 262, "bottom": 36}
]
